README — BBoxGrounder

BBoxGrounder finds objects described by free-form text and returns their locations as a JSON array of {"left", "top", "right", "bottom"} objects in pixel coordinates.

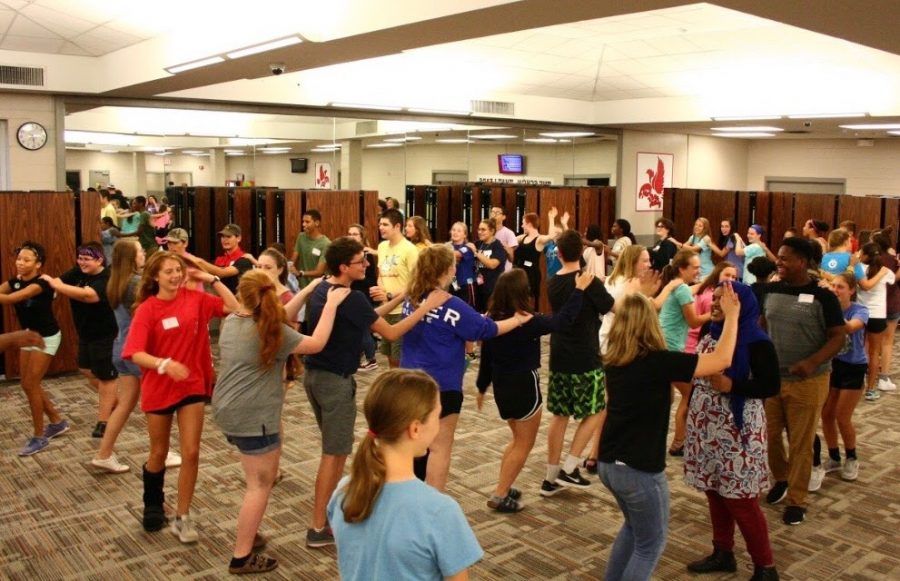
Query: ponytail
[
  {"left": 341, "top": 370, "right": 438, "bottom": 522},
  {"left": 236, "top": 270, "right": 286, "bottom": 368}
]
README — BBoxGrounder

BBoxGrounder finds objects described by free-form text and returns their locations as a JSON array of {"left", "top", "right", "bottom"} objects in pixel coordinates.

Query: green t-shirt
[
  {"left": 659, "top": 282, "right": 694, "bottom": 351},
  {"left": 137, "top": 211, "right": 156, "bottom": 253},
  {"left": 294, "top": 232, "right": 330, "bottom": 288}
]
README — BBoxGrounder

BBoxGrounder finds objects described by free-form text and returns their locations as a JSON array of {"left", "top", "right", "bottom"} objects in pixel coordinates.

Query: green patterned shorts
[{"left": 547, "top": 368, "right": 606, "bottom": 419}]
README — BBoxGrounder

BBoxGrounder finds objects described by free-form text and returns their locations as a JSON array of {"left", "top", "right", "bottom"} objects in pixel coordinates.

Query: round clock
[{"left": 17, "top": 121, "right": 48, "bottom": 151}]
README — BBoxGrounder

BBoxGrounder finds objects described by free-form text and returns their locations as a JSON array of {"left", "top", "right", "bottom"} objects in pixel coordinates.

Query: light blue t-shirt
[
  {"left": 545, "top": 240, "right": 562, "bottom": 277},
  {"left": 689, "top": 235, "right": 714, "bottom": 278},
  {"left": 328, "top": 477, "right": 483, "bottom": 581},
  {"left": 659, "top": 282, "right": 694, "bottom": 351},
  {"left": 741, "top": 244, "right": 766, "bottom": 284},
  {"left": 722, "top": 238, "right": 744, "bottom": 279},
  {"left": 821, "top": 251, "right": 852, "bottom": 276},
  {"left": 836, "top": 302, "right": 869, "bottom": 365}
]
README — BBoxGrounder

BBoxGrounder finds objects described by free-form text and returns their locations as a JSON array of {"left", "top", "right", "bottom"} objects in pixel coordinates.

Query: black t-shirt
[
  {"left": 219, "top": 257, "right": 253, "bottom": 294},
  {"left": 477, "top": 239, "right": 507, "bottom": 295},
  {"left": 350, "top": 251, "right": 378, "bottom": 305},
  {"left": 8, "top": 277, "right": 59, "bottom": 337},
  {"left": 548, "top": 272, "right": 614, "bottom": 373},
  {"left": 304, "top": 281, "right": 379, "bottom": 376},
  {"left": 650, "top": 238, "right": 677, "bottom": 271},
  {"left": 59, "top": 267, "right": 118, "bottom": 340},
  {"left": 601, "top": 350, "right": 698, "bottom": 473}
]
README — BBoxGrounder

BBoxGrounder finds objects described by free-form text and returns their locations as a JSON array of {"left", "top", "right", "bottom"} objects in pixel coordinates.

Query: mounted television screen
[
  {"left": 498, "top": 154, "right": 525, "bottom": 174},
  {"left": 290, "top": 158, "right": 308, "bottom": 173}
]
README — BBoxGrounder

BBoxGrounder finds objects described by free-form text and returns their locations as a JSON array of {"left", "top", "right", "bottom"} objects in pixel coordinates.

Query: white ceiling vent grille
[
  {"left": 470, "top": 100, "right": 515, "bottom": 116},
  {"left": 0, "top": 65, "right": 45, "bottom": 87}
]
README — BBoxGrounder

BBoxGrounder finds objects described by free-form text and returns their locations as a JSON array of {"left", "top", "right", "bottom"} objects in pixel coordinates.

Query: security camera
[{"left": 270, "top": 63, "right": 285, "bottom": 76}]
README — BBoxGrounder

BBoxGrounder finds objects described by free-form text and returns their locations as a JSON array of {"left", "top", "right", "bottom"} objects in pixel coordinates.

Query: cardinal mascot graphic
[{"left": 638, "top": 156, "right": 665, "bottom": 209}]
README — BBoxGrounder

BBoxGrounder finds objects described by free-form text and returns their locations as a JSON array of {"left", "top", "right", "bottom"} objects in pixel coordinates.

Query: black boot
[
  {"left": 687, "top": 548, "right": 737, "bottom": 573},
  {"left": 749, "top": 566, "right": 779, "bottom": 581},
  {"left": 142, "top": 464, "right": 167, "bottom": 532}
]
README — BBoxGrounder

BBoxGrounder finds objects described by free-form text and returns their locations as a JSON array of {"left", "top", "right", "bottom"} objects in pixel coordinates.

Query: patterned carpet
[{"left": 2, "top": 335, "right": 899, "bottom": 580}]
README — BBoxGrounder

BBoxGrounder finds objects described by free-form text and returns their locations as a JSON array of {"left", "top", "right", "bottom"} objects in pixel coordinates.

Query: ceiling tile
[
  {"left": 21, "top": 4, "right": 97, "bottom": 37},
  {"left": 59, "top": 39, "right": 93, "bottom": 56},
  {"left": 7, "top": 13, "right": 60, "bottom": 39},
  {"left": 0, "top": 10, "right": 15, "bottom": 31},
  {"left": 0, "top": 0, "right": 30, "bottom": 10},
  {"left": 33, "top": 0, "right": 125, "bottom": 23},
  {"left": 510, "top": 32, "right": 570, "bottom": 53},
  {"left": 1, "top": 34, "right": 64, "bottom": 51}
]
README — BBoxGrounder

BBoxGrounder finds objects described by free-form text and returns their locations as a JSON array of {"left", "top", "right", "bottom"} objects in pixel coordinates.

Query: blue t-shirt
[
  {"left": 400, "top": 295, "right": 498, "bottom": 392},
  {"left": 689, "top": 235, "right": 714, "bottom": 278},
  {"left": 836, "top": 302, "right": 869, "bottom": 365},
  {"left": 659, "top": 283, "right": 694, "bottom": 351},
  {"left": 328, "top": 477, "right": 483, "bottom": 581},
  {"left": 305, "top": 282, "right": 378, "bottom": 376},
  {"left": 821, "top": 251, "right": 852, "bottom": 276},
  {"left": 452, "top": 242, "right": 476, "bottom": 287},
  {"left": 741, "top": 244, "right": 766, "bottom": 284},
  {"left": 722, "top": 237, "right": 744, "bottom": 279},
  {"left": 545, "top": 240, "right": 562, "bottom": 278}
]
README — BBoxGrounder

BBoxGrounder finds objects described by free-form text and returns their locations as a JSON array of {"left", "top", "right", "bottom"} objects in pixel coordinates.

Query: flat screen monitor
[
  {"left": 290, "top": 158, "right": 308, "bottom": 173},
  {"left": 498, "top": 154, "right": 525, "bottom": 174}
]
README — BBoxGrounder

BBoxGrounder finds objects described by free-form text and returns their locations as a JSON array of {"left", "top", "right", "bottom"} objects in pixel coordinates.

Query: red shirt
[{"left": 123, "top": 288, "right": 225, "bottom": 412}]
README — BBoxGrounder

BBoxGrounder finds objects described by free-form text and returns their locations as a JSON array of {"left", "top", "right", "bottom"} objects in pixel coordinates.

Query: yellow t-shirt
[
  {"left": 101, "top": 203, "right": 118, "bottom": 227},
  {"left": 378, "top": 238, "right": 419, "bottom": 315}
]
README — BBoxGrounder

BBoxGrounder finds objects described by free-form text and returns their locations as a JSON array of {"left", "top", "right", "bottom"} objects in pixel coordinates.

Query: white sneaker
[
  {"left": 165, "top": 450, "right": 182, "bottom": 468},
  {"left": 91, "top": 454, "right": 130, "bottom": 474},
  {"left": 808, "top": 464, "right": 825, "bottom": 492},
  {"left": 822, "top": 457, "right": 842, "bottom": 474},
  {"left": 170, "top": 514, "right": 199, "bottom": 543},
  {"left": 842, "top": 458, "right": 859, "bottom": 481},
  {"left": 877, "top": 378, "right": 897, "bottom": 392}
]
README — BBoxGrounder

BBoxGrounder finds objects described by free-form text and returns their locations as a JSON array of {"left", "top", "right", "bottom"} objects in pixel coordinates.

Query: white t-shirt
[
  {"left": 495, "top": 226, "right": 518, "bottom": 272},
  {"left": 857, "top": 267, "right": 896, "bottom": 319},
  {"left": 598, "top": 277, "right": 629, "bottom": 354},
  {"left": 611, "top": 236, "right": 632, "bottom": 268}
]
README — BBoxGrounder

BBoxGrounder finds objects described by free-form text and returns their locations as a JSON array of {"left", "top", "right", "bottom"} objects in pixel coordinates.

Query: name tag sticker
[
  {"left": 523, "top": 260, "right": 533, "bottom": 267},
  {"left": 162, "top": 317, "right": 180, "bottom": 330},
  {"left": 798, "top": 294, "right": 814, "bottom": 304},
  {"left": 311, "top": 248, "right": 322, "bottom": 257},
  {"left": 483, "top": 250, "right": 492, "bottom": 257},
  {"left": 460, "top": 247, "right": 468, "bottom": 254}
]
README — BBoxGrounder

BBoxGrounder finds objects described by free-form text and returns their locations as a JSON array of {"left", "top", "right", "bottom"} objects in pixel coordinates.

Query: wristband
[
  {"left": 211, "top": 276, "right": 221, "bottom": 284},
  {"left": 157, "top": 357, "right": 172, "bottom": 374}
]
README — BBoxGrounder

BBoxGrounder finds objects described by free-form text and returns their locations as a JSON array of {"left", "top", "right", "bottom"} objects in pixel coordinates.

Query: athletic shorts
[
  {"left": 226, "top": 432, "right": 281, "bottom": 455},
  {"left": 147, "top": 394, "right": 209, "bottom": 415},
  {"left": 547, "top": 368, "right": 606, "bottom": 419},
  {"left": 22, "top": 331, "right": 61, "bottom": 356},
  {"left": 886, "top": 312, "right": 900, "bottom": 322},
  {"left": 77, "top": 336, "right": 118, "bottom": 381},
  {"left": 304, "top": 367, "right": 357, "bottom": 456},
  {"left": 493, "top": 369, "right": 542, "bottom": 421},
  {"left": 378, "top": 313, "right": 403, "bottom": 360},
  {"left": 440, "top": 390, "right": 463, "bottom": 418},
  {"left": 112, "top": 337, "right": 141, "bottom": 377},
  {"left": 866, "top": 318, "right": 887, "bottom": 333},
  {"left": 830, "top": 359, "right": 867, "bottom": 390}
]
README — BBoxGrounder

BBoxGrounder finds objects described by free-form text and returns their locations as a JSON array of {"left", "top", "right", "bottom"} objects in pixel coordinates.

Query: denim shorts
[{"left": 226, "top": 432, "right": 281, "bottom": 455}]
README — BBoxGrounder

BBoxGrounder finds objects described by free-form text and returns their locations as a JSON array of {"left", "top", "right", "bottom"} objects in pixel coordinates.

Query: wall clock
[{"left": 17, "top": 122, "right": 48, "bottom": 151}]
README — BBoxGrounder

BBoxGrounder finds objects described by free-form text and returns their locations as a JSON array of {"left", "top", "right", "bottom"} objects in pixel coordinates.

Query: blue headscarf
[{"left": 708, "top": 281, "right": 771, "bottom": 429}]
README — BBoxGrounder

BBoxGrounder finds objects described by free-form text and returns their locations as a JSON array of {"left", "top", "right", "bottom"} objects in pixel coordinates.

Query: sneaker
[
  {"left": 143, "top": 506, "right": 167, "bottom": 532},
  {"left": 165, "top": 451, "right": 182, "bottom": 468},
  {"left": 487, "top": 494, "right": 524, "bottom": 513},
  {"left": 766, "top": 481, "right": 789, "bottom": 505},
  {"left": 43, "top": 420, "right": 70, "bottom": 439},
  {"left": 556, "top": 467, "right": 590, "bottom": 488},
  {"left": 865, "top": 389, "right": 881, "bottom": 402},
  {"left": 306, "top": 526, "right": 334, "bottom": 548},
  {"left": 877, "top": 377, "right": 897, "bottom": 392},
  {"left": 668, "top": 445, "right": 685, "bottom": 457},
  {"left": 539, "top": 480, "right": 563, "bottom": 497},
  {"left": 842, "top": 458, "right": 859, "bottom": 481},
  {"left": 808, "top": 464, "right": 825, "bottom": 492},
  {"left": 92, "top": 454, "right": 130, "bottom": 474},
  {"left": 507, "top": 487, "right": 521, "bottom": 500},
  {"left": 782, "top": 505, "right": 806, "bottom": 526},
  {"left": 170, "top": 514, "right": 199, "bottom": 543},
  {"left": 686, "top": 549, "right": 737, "bottom": 573},
  {"left": 357, "top": 359, "right": 378, "bottom": 372},
  {"left": 229, "top": 553, "right": 278, "bottom": 575},
  {"left": 822, "top": 457, "right": 842, "bottom": 474},
  {"left": 583, "top": 458, "right": 598, "bottom": 475},
  {"left": 18, "top": 436, "right": 49, "bottom": 457},
  {"left": 91, "top": 421, "right": 107, "bottom": 438}
]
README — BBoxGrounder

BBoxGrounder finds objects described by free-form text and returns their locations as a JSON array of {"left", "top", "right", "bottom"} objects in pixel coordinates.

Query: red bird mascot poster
[{"left": 636, "top": 152, "right": 673, "bottom": 212}]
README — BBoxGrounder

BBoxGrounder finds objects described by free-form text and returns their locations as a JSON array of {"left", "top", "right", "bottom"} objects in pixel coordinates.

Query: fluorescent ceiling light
[
  {"left": 787, "top": 113, "right": 867, "bottom": 119},
  {"left": 435, "top": 138, "right": 472, "bottom": 144},
  {"left": 224, "top": 149, "right": 245, "bottom": 154},
  {"left": 166, "top": 56, "right": 225, "bottom": 74},
  {"left": 155, "top": 151, "right": 173, "bottom": 156},
  {"left": 887, "top": 131, "right": 900, "bottom": 136},
  {"left": 840, "top": 123, "right": 900, "bottom": 130},
  {"left": 100, "top": 149, "right": 119, "bottom": 153},
  {"left": 712, "top": 126, "right": 784, "bottom": 132},
  {"left": 718, "top": 132, "right": 777, "bottom": 138},
  {"left": 313, "top": 146, "right": 341, "bottom": 151},
  {"left": 226, "top": 36, "right": 302, "bottom": 59},
  {"left": 539, "top": 131, "right": 594, "bottom": 138},
  {"left": 226, "top": 152, "right": 246, "bottom": 156},
  {"left": 367, "top": 143, "right": 403, "bottom": 148},
  {"left": 711, "top": 115, "right": 781, "bottom": 121},
  {"left": 181, "top": 150, "right": 206, "bottom": 154},
  {"left": 384, "top": 136, "right": 422, "bottom": 142},
  {"left": 330, "top": 102, "right": 403, "bottom": 112},
  {"left": 470, "top": 134, "right": 517, "bottom": 140},
  {"left": 524, "top": 138, "right": 558, "bottom": 143},
  {"left": 407, "top": 107, "right": 470, "bottom": 116},
  {"left": 261, "top": 148, "right": 291, "bottom": 153}
]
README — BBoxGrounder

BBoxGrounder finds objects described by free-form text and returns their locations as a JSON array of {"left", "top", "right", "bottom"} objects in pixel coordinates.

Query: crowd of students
[{"left": 3, "top": 199, "right": 896, "bottom": 580}]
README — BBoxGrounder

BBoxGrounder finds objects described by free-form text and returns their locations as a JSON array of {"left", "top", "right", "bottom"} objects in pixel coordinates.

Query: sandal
[
  {"left": 487, "top": 494, "right": 525, "bottom": 513},
  {"left": 253, "top": 532, "right": 267, "bottom": 550},
  {"left": 583, "top": 458, "right": 598, "bottom": 475},
  {"left": 229, "top": 553, "right": 278, "bottom": 575},
  {"left": 507, "top": 487, "right": 522, "bottom": 500}
]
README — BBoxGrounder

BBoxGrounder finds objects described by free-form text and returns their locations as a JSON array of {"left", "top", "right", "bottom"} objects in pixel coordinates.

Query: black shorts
[
  {"left": 866, "top": 318, "right": 887, "bottom": 333},
  {"left": 77, "top": 336, "right": 118, "bottom": 381},
  {"left": 493, "top": 370, "right": 543, "bottom": 421},
  {"left": 147, "top": 394, "right": 210, "bottom": 415},
  {"left": 830, "top": 359, "right": 867, "bottom": 390},
  {"left": 440, "top": 390, "right": 463, "bottom": 418}
]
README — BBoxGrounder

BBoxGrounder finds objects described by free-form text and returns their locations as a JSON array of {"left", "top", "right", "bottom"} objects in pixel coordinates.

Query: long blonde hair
[
  {"left": 407, "top": 245, "right": 454, "bottom": 308},
  {"left": 603, "top": 293, "right": 667, "bottom": 367},
  {"left": 236, "top": 270, "right": 287, "bottom": 368},
  {"left": 607, "top": 244, "right": 647, "bottom": 285},
  {"left": 107, "top": 239, "right": 140, "bottom": 309},
  {"left": 341, "top": 370, "right": 438, "bottom": 523}
]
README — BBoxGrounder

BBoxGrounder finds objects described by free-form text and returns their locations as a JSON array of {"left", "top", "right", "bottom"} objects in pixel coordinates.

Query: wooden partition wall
[{"left": 663, "top": 189, "right": 900, "bottom": 249}]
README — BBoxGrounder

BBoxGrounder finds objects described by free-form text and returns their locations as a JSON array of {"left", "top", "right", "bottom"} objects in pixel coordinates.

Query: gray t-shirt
[{"left": 213, "top": 314, "right": 302, "bottom": 436}]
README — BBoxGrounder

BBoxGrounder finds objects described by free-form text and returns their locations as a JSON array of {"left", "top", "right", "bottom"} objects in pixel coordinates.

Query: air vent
[
  {"left": 470, "top": 100, "right": 515, "bottom": 116},
  {"left": 355, "top": 121, "right": 378, "bottom": 136},
  {"left": 0, "top": 65, "right": 44, "bottom": 86}
]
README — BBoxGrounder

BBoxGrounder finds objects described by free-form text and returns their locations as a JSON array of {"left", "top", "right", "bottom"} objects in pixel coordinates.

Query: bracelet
[
  {"left": 210, "top": 276, "right": 221, "bottom": 284},
  {"left": 157, "top": 357, "right": 172, "bottom": 374}
]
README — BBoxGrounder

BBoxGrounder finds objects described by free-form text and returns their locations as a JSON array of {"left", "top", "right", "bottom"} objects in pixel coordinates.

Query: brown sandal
[{"left": 229, "top": 553, "right": 278, "bottom": 574}]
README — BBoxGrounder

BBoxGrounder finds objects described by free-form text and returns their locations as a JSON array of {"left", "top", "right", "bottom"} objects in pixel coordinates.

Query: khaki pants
[{"left": 765, "top": 374, "right": 829, "bottom": 507}]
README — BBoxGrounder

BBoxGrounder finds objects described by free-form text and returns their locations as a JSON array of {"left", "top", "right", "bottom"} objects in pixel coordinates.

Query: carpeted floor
[{"left": 1, "top": 335, "right": 899, "bottom": 580}]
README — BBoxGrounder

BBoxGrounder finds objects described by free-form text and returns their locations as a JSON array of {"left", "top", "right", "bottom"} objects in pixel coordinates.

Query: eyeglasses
[{"left": 348, "top": 259, "right": 368, "bottom": 266}]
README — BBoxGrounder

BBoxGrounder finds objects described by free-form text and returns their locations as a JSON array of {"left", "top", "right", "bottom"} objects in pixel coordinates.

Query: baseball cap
[
  {"left": 166, "top": 228, "right": 189, "bottom": 243},
  {"left": 219, "top": 224, "right": 241, "bottom": 237}
]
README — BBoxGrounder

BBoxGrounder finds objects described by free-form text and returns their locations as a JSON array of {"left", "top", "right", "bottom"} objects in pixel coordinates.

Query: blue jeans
[
  {"left": 598, "top": 462, "right": 669, "bottom": 581},
  {"left": 361, "top": 332, "right": 375, "bottom": 360}
]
